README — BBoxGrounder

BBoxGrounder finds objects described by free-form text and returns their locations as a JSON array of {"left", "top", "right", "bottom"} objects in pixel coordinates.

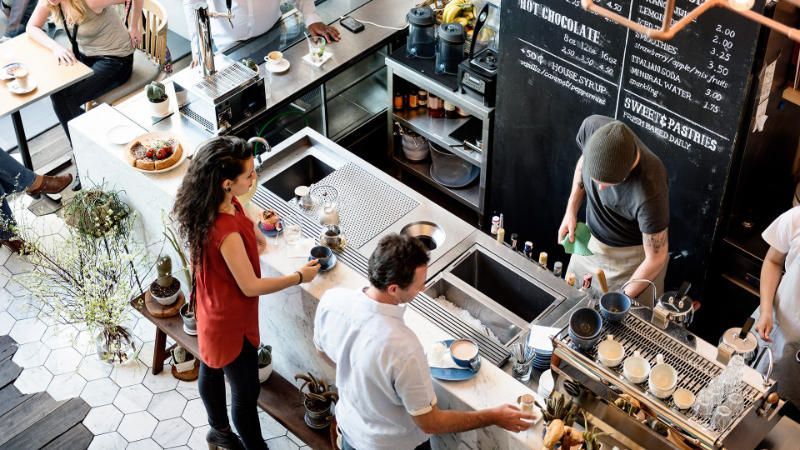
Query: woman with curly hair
[{"left": 173, "top": 136, "right": 319, "bottom": 450}]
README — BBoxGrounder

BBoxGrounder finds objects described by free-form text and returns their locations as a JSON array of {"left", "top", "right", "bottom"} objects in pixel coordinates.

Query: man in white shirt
[
  {"left": 183, "top": 0, "right": 340, "bottom": 62},
  {"left": 314, "top": 234, "right": 535, "bottom": 450}
]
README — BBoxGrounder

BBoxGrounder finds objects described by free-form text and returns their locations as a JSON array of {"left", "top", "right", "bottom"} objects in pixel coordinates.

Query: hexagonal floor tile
[
  {"left": 142, "top": 369, "right": 178, "bottom": 394},
  {"left": 148, "top": 390, "right": 186, "bottom": 420},
  {"left": 152, "top": 417, "right": 192, "bottom": 448},
  {"left": 77, "top": 355, "right": 113, "bottom": 381},
  {"left": 132, "top": 319, "right": 156, "bottom": 343},
  {"left": 187, "top": 425, "right": 210, "bottom": 450},
  {"left": 126, "top": 438, "right": 162, "bottom": 450},
  {"left": 6, "top": 296, "right": 39, "bottom": 320},
  {"left": 0, "top": 311, "right": 14, "bottom": 335},
  {"left": 80, "top": 378, "right": 120, "bottom": 407},
  {"left": 5, "top": 279, "right": 30, "bottom": 297},
  {"left": 83, "top": 404, "right": 124, "bottom": 435},
  {"left": 14, "top": 366, "right": 53, "bottom": 393},
  {"left": 41, "top": 323, "right": 79, "bottom": 349},
  {"left": 110, "top": 360, "right": 148, "bottom": 387},
  {"left": 0, "top": 265, "right": 12, "bottom": 288},
  {"left": 176, "top": 380, "right": 200, "bottom": 401},
  {"left": 286, "top": 431, "right": 306, "bottom": 447},
  {"left": 182, "top": 398, "right": 208, "bottom": 427},
  {"left": 5, "top": 252, "right": 34, "bottom": 275},
  {"left": 87, "top": 431, "right": 127, "bottom": 450},
  {"left": 258, "top": 411, "right": 287, "bottom": 440},
  {"left": 12, "top": 341, "right": 50, "bottom": 368},
  {"left": 0, "top": 287, "right": 13, "bottom": 310},
  {"left": 137, "top": 341, "right": 154, "bottom": 368},
  {"left": 44, "top": 347, "right": 82, "bottom": 375},
  {"left": 266, "top": 435, "right": 300, "bottom": 450},
  {"left": 114, "top": 384, "right": 153, "bottom": 414},
  {"left": 74, "top": 329, "right": 97, "bottom": 356},
  {"left": 47, "top": 372, "right": 87, "bottom": 401},
  {"left": 117, "top": 411, "right": 158, "bottom": 442},
  {"left": 9, "top": 317, "right": 46, "bottom": 343}
]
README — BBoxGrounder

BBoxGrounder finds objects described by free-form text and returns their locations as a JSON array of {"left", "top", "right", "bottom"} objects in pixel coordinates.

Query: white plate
[
  {"left": 7, "top": 78, "right": 36, "bottom": 95},
  {"left": 302, "top": 51, "right": 332, "bottom": 68},
  {"left": 132, "top": 149, "right": 187, "bottom": 174},
  {"left": 106, "top": 125, "right": 142, "bottom": 145},
  {"left": 1, "top": 62, "right": 23, "bottom": 81},
  {"left": 265, "top": 58, "right": 290, "bottom": 73}
]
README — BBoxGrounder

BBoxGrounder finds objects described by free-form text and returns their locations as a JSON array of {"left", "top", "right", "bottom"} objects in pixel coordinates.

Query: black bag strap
[
  {"left": 58, "top": 5, "right": 80, "bottom": 57},
  {"left": 123, "top": 0, "right": 147, "bottom": 40}
]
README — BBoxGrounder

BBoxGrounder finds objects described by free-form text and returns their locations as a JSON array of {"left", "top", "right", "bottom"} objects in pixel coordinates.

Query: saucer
[
  {"left": 265, "top": 58, "right": 290, "bottom": 73},
  {"left": 7, "top": 78, "right": 36, "bottom": 95},
  {"left": 309, "top": 253, "right": 337, "bottom": 272},
  {"left": 302, "top": 51, "right": 332, "bottom": 68},
  {"left": 430, "top": 339, "right": 480, "bottom": 381},
  {"left": 1, "top": 62, "right": 23, "bottom": 81},
  {"left": 106, "top": 124, "right": 142, "bottom": 145},
  {"left": 258, "top": 219, "right": 284, "bottom": 237}
]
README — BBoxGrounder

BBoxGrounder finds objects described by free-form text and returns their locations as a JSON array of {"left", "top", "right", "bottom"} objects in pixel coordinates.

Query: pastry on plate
[{"left": 127, "top": 136, "right": 183, "bottom": 171}]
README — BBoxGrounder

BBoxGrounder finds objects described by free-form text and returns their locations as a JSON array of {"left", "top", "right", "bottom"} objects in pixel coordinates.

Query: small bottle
[
  {"left": 428, "top": 94, "right": 444, "bottom": 117},
  {"left": 523, "top": 241, "right": 533, "bottom": 258},
  {"left": 409, "top": 91, "right": 418, "bottom": 108},
  {"left": 393, "top": 89, "right": 404, "bottom": 111},
  {"left": 496, "top": 227, "right": 505, "bottom": 244},
  {"left": 553, "top": 261, "right": 563, "bottom": 278},
  {"left": 418, "top": 90, "right": 428, "bottom": 107},
  {"left": 566, "top": 272, "right": 577, "bottom": 287},
  {"left": 490, "top": 215, "right": 500, "bottom": 236},
  {"left": 444, "top": 101, "right": 457, "bottom": 118},
  {"left": 510, "top": 233, "right": 519, "bottom": 251},
  {"left": 538, "top": 252, "right": 548, "bottom": 269}
]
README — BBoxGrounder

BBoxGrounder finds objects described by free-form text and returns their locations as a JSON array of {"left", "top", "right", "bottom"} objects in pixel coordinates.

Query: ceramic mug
[
  {"left": 649, "top": 354, "right": 678, "bottom": 399},
  {"left": 12, "top": 66, "right": 29, "bottom": 89},
  {"left": 597, "top": 334, "right": 625, "bottom": 367},
  {"left": 450, "top": 338, "right": 480, "bottom": 371},
  {"left": 266, "top": 50, "right": 283, "bottom": 66},
  {"left": 623, "top": 350, "right": 650, "bottom": 384},
  {"left": 673, "top": 387, "right": 696, "bottom": 410},
  {"left": 309, "top": 245, "right": 332, "bottom": 268}
]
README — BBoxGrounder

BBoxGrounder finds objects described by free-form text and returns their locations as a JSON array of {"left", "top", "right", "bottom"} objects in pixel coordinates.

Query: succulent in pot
[
  {"left": 295, "top": 372, "right": 337, "bottom": 429},
  {"left": 257, "top": 344, "right": 273, "bottom": 383},
  {"left": 171, "top": 345, "right": 196, "bottom": 373},
  {"left": 150, "top": 255, "right": 181, "bottom": 306},
  {"left": 146, "top": 81, "right": 170, "bottom": 117}
]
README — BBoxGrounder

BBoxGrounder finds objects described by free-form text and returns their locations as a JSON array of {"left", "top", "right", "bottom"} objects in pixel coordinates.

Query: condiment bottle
[
  {"left": 523, "top": 241, "right": 533, "bottom": 258},
  {"left": 538, "top": 252, "right": 548, "bottom": 269},
  {"left": 418, "top": 90, "right": 428, "bottom": 107},
  {"left": 496, "top": 227, "right": 505, "bottom": 244},
  {"left": 553, "top": 261, "right": 563, "bottom": 278},
  {"left": 428, "top": 94, "right": 444, "bottom": 117},
  {"left": 566, "top": 272, "right": 577, "bottom": 287},
  {"left": 490, "top": 215, "right": 500, "bottom": 236},
  {"left": 393, "top": 89, "right": 404, "bottom": 111},
  {"left": 444, "top": 101, "right": 457, "bottom": 118},
  {"left": 510, "top": 233, "right": 519, "bottom": 251},
  {"left": 582, "top": 273, "right": 593, "bottom": 290},
  {"left": 409, "top": 91, "right": 418, "bottom": 108}
]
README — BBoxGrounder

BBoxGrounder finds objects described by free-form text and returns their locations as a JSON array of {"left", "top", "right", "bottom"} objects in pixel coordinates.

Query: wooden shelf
[
  {"left": 392, "top": 154, "right": 480, "bottom": 211},
  {"left": 393, "top": 109, "right": 482, "bottom": 167},
  {"left": 782, "top": 86, "right": 800, "bottom": 106}
]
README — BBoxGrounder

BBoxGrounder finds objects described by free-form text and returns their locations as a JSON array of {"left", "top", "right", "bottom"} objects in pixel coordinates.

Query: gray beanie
[{"left": 583, "top": 121, "right": 637, "bottom": 184}]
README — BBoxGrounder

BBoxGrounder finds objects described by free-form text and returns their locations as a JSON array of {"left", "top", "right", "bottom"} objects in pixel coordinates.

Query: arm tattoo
[{"left": 643, "top": 229, "right": 668, "bottom": 252}]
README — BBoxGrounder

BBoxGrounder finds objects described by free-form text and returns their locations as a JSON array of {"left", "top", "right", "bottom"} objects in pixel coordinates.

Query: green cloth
[{"left": 562, "top": 222, "right": 594, "bottom": 256}]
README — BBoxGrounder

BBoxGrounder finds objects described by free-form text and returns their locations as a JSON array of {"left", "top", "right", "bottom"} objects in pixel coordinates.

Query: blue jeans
[
  {"left": 50, "top": 53, "right": 133, "bottom": 143},
  {"left": 0, "top": 149, "right": 35, "bottom": 240}
]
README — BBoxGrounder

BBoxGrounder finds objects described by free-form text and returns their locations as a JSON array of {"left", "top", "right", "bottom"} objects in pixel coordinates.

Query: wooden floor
[{"left": 0, "top": 335, "right": 93, "bottom": 450}]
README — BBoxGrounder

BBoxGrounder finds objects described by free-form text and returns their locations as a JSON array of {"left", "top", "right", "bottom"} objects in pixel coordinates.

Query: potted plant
[
  {"left": 13, "top": 186, "right": 150, "bottom": 365},
  {"left": 171, "top": 345, "right": 196, "bottom": 373},
  {"left": 257, "top": 344, "right": 272, "bottom": 383},
  {"left": 150, "top": 255, "right": 181, "bottom": 306},
  {"left": 163, "top": 215, "right": 196, "bottom": 335},
  {"left": 295, "top": 372, "right": 338, "bottom": 430},
  {"left": 146, "top": 81, "right": 170, "bottom": 117}
]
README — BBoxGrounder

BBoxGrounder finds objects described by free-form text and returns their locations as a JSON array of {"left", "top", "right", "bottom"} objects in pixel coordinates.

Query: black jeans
[
  {"left": 50, "top": 53, "right": 133, "bottom": 143},
  {"left": 341, "top": 437, "right": 432, "bottom": 450},
  {"left": 199, "top": 339, "right": 267, "bottom": 450}
]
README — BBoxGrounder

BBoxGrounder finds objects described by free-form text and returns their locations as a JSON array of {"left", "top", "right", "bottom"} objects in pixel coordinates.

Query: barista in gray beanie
[{"left": 557, "top": 115, "right": 669, "bottom": 303}]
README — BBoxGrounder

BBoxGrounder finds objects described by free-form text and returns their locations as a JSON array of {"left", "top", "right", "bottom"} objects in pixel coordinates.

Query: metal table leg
[{"left": 10, "top": 111, "right": 34, "bottom": 170}]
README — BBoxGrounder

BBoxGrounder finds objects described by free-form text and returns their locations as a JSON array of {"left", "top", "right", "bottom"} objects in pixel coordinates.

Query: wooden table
[
  {"left": 130, "top": 297, "right": 333, "bottom": 449},
  {"left": 0, "top": 34, "right": 92, "bottom": 170}
]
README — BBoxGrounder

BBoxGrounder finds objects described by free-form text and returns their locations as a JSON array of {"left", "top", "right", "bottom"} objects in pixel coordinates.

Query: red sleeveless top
[{"left": 195, "top": 197, "right": 261, "bottom": 368}]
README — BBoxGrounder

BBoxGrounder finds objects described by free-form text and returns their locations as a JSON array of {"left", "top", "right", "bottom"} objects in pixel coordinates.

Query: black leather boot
[{"left": 206, "top": 427, "right": 246, "bottom": 450}]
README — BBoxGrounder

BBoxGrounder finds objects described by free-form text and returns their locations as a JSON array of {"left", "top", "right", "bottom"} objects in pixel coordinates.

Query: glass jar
[
  {"left": 444, "top": 101, "right": 457, "bottom": 118},
  {"left": 428, "top": 94, "right": 444, "bottom": 118}
]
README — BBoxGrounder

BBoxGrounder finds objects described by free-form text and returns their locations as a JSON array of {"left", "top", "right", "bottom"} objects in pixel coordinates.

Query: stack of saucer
[
  {"left": 528, "top": 325, "right": 559, "bottom": 371},
  {"left": 537, "top": 369, "right": 555, "bottom": 399}
]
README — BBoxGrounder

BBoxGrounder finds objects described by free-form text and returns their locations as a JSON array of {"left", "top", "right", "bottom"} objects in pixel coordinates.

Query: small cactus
[
  {"left": 146, "top": 81, "right": 167, "bottom": 103},
  {"left": 173, "top": 346, "right": 187, "bottom": 364},
  {"left": 156, "top": 255, "right": 173, "bottom": 288}
]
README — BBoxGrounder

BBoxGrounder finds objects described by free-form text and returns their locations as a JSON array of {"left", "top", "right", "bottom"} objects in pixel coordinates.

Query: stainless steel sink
[
  {"left": 401, "top": 221, "right": 445, "bottom": 252},
  {"left": 261, "top": 154, "right": 335, "bottom": 201},
  {"left": 448, "top": 244, "right": 565, "bottom": 323}
]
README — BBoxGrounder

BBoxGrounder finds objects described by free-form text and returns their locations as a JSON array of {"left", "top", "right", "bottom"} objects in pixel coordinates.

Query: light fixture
[{"left": 581, "top": 0, "right": 800, "bottom": 42}]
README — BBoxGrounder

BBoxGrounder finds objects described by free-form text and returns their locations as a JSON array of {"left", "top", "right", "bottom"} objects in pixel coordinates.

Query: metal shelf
[
  {"left": 392, "top": 154, "right": 480, "bottom": 212},
  {"left": 392, "top": 109, "right": 482, "bottom": 167}
]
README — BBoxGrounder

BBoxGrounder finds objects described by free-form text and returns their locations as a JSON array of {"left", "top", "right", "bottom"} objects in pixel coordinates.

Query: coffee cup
[
  {"left": 309, "top": 245, "right": 332, "bottom": 268},
  {"left": 623, "top": 350, "right": 650, "bottom": 384},
  {"left": 11, "top": 66, "right": 29, "bottom": 89},
  {"left": 648, "top": 354, "right": 678, "bottom": 399},
  {"left": 597, "top": 334, "right": 625, "bottom": 367},
  {"left": 568, "top": 307, "right": 603, "bottom": 351},
  {"left": 450, "top": 338, "right": 480, "bottom": 371},
  {"left": 265, "top": 51, "right": 283, "bottom": 66},
  {"left": 673, "top": 387, "right": 695, "bottom": 410}
]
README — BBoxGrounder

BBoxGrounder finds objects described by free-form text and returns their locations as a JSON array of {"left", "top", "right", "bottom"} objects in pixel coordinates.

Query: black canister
[
  {"left": 406, "top": 7, "right": 436, "bottom": 59},
  {"left": 435, "top": 23, "right": 466, "bottom": 74}
]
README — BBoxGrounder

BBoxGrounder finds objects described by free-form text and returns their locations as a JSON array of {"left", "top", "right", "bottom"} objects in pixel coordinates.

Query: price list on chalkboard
[{"left": 493, "top": 0, "right": 764, "bottom": 280}]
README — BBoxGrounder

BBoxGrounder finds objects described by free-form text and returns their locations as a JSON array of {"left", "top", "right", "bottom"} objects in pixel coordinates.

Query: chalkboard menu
[{"left": 492, "top": 0, "right": 764, "bottom": 285}]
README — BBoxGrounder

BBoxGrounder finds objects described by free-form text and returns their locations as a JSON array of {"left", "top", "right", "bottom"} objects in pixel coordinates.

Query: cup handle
[
  {"left": 656, "top": 354, "right": 664, "bottom": 364},
  {"left": 607, "top": 334, "right": 614, "bottom": 341},
  {"left": 469, "top": 357, "right": 480, "bottom": 372}
]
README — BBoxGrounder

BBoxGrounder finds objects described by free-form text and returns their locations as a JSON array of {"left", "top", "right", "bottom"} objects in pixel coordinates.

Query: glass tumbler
[
  {"left": 713, "top": 404, "right": 733, "bottom": 431},
  {"left": 284, "top": 223, "right": 302, "bottom": 246},
  {"left": 693, "top": 389, "right": 714, "bottom": 419},
  {"left": 707, "top": 378, "right": 725, "bottom": 406},
  {"left": 724, "top": 392, "right": 745, "bottom": 416},
  {"left": 308, "top": 35, "right": 326, "bottom": 64}
]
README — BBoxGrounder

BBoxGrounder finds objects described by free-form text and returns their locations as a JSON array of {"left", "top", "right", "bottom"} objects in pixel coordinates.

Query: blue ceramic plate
[
  {"left": 258, "top": 219, "right": 284, "bottom": 237},
  {"left": 309, "top": 253, "right": 337, "bottom": 273},
  {"left": 429, "top": 340, "right": 481, "bottom": 381}
]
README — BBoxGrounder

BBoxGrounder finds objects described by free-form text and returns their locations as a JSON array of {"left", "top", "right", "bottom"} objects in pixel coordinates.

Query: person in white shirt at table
[
  {"left": 314, "top": 234, "right": 535, "bottom": 450},
  {"left": 182, "top": 0, "right": 340, "bottom": 65}
]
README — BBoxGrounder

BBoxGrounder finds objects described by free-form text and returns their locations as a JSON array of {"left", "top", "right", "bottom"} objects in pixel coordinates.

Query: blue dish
[
  {"left": 309, "top": 253, "right": 337, "bottom": 272},
  {"left": 430, "top": 339, "right": 480, "bottom": 381},
  {"left": 429, "top": 164, "right": 480, "bottom": 189},
  {"left": 569, "top": 307, "right": 603, "bottom": 351},
  {"left": 258, "top": 219, "right": 283, "bottom": 237},
  {"left": 599, "top": 292, "right": 631, "bottom": 323}
]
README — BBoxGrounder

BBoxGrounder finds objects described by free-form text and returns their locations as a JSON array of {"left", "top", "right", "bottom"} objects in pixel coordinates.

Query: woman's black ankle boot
[{"left": 206, "top": 427, "right": 245, "bottom": 450}]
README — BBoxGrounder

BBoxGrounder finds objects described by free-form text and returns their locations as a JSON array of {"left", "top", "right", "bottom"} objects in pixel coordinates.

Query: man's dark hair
[{"left": 368, "top": 234, "right": 430, "bottom": 290}]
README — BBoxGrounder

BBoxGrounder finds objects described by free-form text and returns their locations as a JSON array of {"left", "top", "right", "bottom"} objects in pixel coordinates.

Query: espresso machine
[{"left": 172, "top": 1, "right": 266, "bottom": 134}]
